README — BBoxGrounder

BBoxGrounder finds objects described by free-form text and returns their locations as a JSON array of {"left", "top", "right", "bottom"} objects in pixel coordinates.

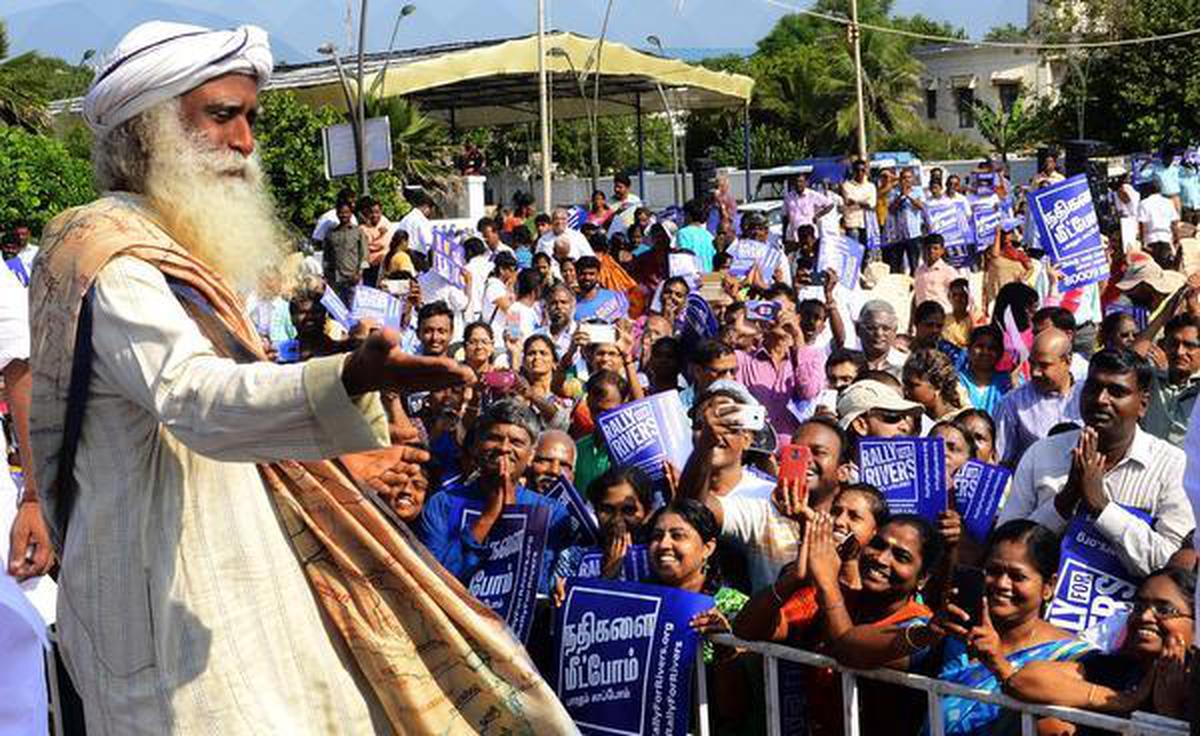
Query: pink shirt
[
  {"left": 734, "top": 345, "right": 826, "bottom": 439},
  {"left": 913, "top": 259, "right": 961, "bottom": 311}
]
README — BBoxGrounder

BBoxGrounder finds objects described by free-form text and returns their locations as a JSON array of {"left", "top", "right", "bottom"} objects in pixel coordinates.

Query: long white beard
[{"left": 140, "top": 102, "right": 287, "bottom": 292}]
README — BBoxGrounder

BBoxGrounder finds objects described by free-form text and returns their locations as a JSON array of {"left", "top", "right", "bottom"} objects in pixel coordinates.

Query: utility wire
[{"left": 760, "top": 0, "right": 1200, "bottom": 50}]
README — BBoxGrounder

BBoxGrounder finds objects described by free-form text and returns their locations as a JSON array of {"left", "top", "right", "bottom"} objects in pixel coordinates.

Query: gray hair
[
  {"left": 90, "top": 100, "right": 178, "bottom": 193},
  {"left": 859, "top": 300, "right": 898, "bottom": 326},
  {"left": 475, "top": 398, "right": 543, "bottom": 444}
]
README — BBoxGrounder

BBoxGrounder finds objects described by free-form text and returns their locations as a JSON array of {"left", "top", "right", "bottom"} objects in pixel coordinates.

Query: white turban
[{"left": 83, "top": 21, "right": 273, "bottom": 135}]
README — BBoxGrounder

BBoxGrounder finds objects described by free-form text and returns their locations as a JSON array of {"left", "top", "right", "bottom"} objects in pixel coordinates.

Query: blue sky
[{"left": 5, "top": 0, "right": 1026, "bottom": 63}]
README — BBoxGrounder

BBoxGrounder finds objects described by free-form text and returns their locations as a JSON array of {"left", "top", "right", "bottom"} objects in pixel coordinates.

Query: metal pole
[
  {"left": 537, "top": 0, "right": 552, "bottom": 211},
  {"left": 849, "top": 0, "right": 868, "bottom": 162},
  {"left": 328, "top": 52, "right": 364, "bottom": 191},
  {"left": 743, "top": 101, "right": 751, "bottom": 203},
  {"left": 356, "top": 0, "right": 370, "bottom": 195},
  {"left": 635, "top": 92, "right": 646, "bottom": 200},
  {"left": 652, "top": 82, "right": 680, "bottom": 206},
  {"left": 592, "top": 0, "right": 615, "bottom": 176}
]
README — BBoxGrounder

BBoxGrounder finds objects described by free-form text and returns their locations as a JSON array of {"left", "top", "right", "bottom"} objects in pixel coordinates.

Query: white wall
[{"left": 914, "top": 45, "right": 1065, "bottom": 147}]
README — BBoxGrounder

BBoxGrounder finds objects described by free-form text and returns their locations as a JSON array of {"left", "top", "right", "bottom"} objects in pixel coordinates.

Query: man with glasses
[
  {"left": 1000, "top": 350, "right": 1192, "bottom": 577},
  {"left": 1143, "top": 313, "right": 1200, "bottom": 444},
  {"left": 837, "top": 379, "right": 922, "bottom": 441},
  {"left": 856, "top": 300, "right": 906, "bottom": 379}
]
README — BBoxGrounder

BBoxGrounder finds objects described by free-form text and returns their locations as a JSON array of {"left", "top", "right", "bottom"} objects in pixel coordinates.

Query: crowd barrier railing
[{"left": 697, "top": 634, "right": 1190, "bottom": 736}]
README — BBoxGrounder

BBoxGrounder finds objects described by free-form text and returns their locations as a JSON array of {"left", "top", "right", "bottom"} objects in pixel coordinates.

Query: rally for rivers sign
[
  {"left": 857, "top": 437, "right": 947, "bottom": 519},
  {"left": 1027, "top": 174, "right": 1108, "bottom": 290},
  {"left": 554, "top": 579, "right": 712, "bottom": 736},
  {"left": 597, "top": 391, "right": 694, "bottom": 490}
]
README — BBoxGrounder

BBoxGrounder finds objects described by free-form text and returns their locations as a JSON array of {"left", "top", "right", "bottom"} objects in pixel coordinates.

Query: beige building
[
  {"left": 913, "top": 0, "right": 1070, "bottom": 147},
  {"left": 913, "top": 44, "right": 1066, "bottom": 147}
]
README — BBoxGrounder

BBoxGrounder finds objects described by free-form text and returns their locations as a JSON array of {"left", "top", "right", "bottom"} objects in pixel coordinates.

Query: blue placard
[
  {"left": 973, "top": 172, "right": 996, "bottom": 196},
  {"left": 568, "top": 205, "right": 588, "bottom": 230},
  {"left": 320, "top": 286, "right": 353, "bottom": 328},
  {"left": 597, "top": 391, "right": 694, "bottom": 490},
  {"left": 1045, "top": 508, "right": 1151, "bottom": 634},
  {"left": 1028, "top": 174, "right": 1108, "bottom": 290},
  {"left": 544, "top": 476, "right": 601, "bottom": 547},
  {"left": 953, "top": 460, "right": 1010, "bottom": 544},
  {"left": 970, "top": 197, "right": 1002, "bottom": 245},
  {"left": 275, "top": 338, "right": 301, "bottom": 364},
  {"left": 864, "top": 212, "right": 882, "bottom": 250},
  {"left": 5, "top": 257, "right": 28, "bottom": 286},
  {"left": 1104, "top": 302, "right": 1149, "bottom": 331},
  {"left": 351, "top": 285, "right": 404, "bottom": 331},
  {"left": 555, "top": 579, "right": 712, "bottom": 736},
  {"left": 575, "top": 545, "right": 652, "bottom": 581},
  {"left": 458, "top": 503, "right": 550, "bottom": 643},
  {"left": 816, "top": 233, "right": 865, "bottom": 291},
  {"left": 926, "top": 201, "right": 975, "bottom": 268},
  {"left": 431, "top": 229, "right": 466, "bottom": 289},
  {"left": 727, "top": 238, "right": 782, "bottom": 280},
  {"left": 680, "top": 293, "right": 719, "bottom": 341},
  {"left": 857, "top": 437, "right": 947, "bottom": 520}
]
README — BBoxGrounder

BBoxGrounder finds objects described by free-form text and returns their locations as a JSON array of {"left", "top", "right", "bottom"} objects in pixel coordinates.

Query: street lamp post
[
  {"left": 848, "top": 0, "right": 868, "bottom": 162},
  {"left": 318, "top": 42, "right": 365, "bottom": 192},
  {"left": 646, "top": 35, "right": 681, "bottom": 207},
  {"left": 537, "top": 0, "right": 552, "bottom": 210},
  {"left": 370, "top": 4, "right": 417, "bottom": 97},
  {"left": 355, "top": 0, "right": 371, "bottom": 195},
  {"left": 548, "top": 47, "right": 599, "bottom": 194}
]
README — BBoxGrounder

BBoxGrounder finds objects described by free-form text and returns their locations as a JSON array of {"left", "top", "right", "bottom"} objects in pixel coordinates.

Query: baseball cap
[
  {"left": 836, "top": 380, "right": 923, "bottom": 430},
  {"left": 1115, "top": 255, "right": 1186, "bottom": 295}
]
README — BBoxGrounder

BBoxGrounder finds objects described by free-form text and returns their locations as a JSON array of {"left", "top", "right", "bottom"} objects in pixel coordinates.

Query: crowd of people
[
  {"left": 237, "top": 148, "right": 1200, "bottom": 733},
  {"left": 2, "top": 18, "right": 1199, "bottom": 736}
]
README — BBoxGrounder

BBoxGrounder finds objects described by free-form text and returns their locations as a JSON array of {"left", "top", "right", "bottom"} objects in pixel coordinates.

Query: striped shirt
[{"left": 998, "top": 427, "right": 1194, "bottom": 576}]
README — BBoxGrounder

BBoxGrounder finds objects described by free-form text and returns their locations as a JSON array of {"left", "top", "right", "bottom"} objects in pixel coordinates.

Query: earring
[{"left": 701, "top": 556, "right": 711, "bottom": 574}]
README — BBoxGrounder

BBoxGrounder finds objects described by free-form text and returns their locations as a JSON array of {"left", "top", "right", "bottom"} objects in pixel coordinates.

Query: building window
[
  {"left": 998, "top": 83, "right": 1020, "bottom": 114},
  {"left": 925, "top": 89, "right": 937, "bottom": 120},
  {"left": 956, "top": 88, "right": 975, "bottom": 128}
]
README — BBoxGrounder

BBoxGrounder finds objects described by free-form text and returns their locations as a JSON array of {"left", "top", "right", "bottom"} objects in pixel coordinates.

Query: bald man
[
  {"left": 993, "top": 328, "right": 1084, "bottom": 466},
  {"left": 528, "top": 429, "right": 578, "bottom": 492}
]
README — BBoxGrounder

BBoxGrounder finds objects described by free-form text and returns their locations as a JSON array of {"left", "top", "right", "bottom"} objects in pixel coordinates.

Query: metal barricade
[{"left": 698, "top": 634, "right": 1190, "bottom": 736}]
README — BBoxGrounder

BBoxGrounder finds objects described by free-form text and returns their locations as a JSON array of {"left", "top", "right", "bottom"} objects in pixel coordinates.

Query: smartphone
[
  {"left": 778, "top": 444, "right": 812, "bottom": 485},
  {"left": 482, "top": 370, "right": 518, "bottom": 394},
  {"left": 720, "top": 404, "right": 766, "bottom": 432},
  {"left": 745, "top": 300, "right": 781, "bottom": 323},
  {"left": 809, "top": 270, "right": 827, "bottom": 286},
  {"left": 382, "top": 278, "right": 410, "bottom": 296},
  {"left": 950, "top": 566, "right": 987, "bottom": 628},
  {"left": 580, "top": 323, "right": 617, "bottom": 345}
]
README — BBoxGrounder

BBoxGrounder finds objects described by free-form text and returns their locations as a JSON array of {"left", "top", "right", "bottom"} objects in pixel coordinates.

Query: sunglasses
[{"left": 870, "top": 410, "right": 909, "bottom": 425}]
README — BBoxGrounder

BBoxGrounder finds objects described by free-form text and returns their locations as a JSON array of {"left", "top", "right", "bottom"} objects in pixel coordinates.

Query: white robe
[{"left": 58, "top": 256, "right": 391, "bottom": 734}]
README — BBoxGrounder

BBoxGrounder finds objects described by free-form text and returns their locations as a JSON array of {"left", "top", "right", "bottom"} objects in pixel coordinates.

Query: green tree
[
  {"left": 255, "top": 91, "right": 405, "bottom": 232},
  {"left": 0, "top": 21, "right": 49, "bottom": 132},
  {"left": 362, "top": 95, "right": 454, "bottom": 192},
  {"left": 972, "top": 96, "right": 1049, "bottom": 162},
  {"left": 1037, "top": 0, "right": 1200, "bottom": 149},
  {"left": 0, "top": 125, "right": 94, "bottom": 232}
]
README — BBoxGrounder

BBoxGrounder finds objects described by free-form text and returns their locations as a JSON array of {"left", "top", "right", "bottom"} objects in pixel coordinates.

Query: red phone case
[{"left": 778, "top": 444, "right": 811, "bottom": 501}]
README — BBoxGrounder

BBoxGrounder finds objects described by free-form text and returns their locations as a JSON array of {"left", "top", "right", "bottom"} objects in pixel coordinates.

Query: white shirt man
[
  {"left": 397, "top": 203, "right": 435, "bottom": 255},
  {"left": 1139, "top": 190, "right": 1179, "bottom": 246},
  {"left": 536, "top": 208, "right": 594, "bottom": 260},
  {"left": 311, "top": 206, "right": 356, "bottom": 243}
]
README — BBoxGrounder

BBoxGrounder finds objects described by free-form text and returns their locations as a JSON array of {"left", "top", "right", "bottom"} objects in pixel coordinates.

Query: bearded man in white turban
[{"left": 26, "top": 21, "right": 575, "bottom": 735}]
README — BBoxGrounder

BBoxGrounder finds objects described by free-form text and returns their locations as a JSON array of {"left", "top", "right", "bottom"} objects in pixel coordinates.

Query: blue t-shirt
[
  {"left": 1179, "top": 168, "right": 1200, "bottom": 209},
  {"left": 418, "top": 479, "right": 571, "bottom": 593},
  {"left": 676, "top": 224, "right": 716, "bottom": 271},
  {"left": 1155, "top": 162, "right": 1182, "bottom": 197},
  {"left": 574, "top": 288, "right": 628, "bottom": 322}
]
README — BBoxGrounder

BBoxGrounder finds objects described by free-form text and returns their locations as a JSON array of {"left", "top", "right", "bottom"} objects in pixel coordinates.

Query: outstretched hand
[{"left": 343, "top": 330, "right": 477, "bottom": 396}]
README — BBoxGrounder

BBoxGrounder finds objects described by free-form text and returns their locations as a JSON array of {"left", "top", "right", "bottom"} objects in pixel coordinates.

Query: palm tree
[
  {"left": 0, "top": 21, "right": 50, "bottom": 132},
  {"left": 823, "top": 26, "right": 922, "bottom": 149},
  {"left": 972, "top": 96, "right": 1047, "bottom": 163},
  {"left": 361, "top": 94, "right": 454, "bottom": 193}
]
